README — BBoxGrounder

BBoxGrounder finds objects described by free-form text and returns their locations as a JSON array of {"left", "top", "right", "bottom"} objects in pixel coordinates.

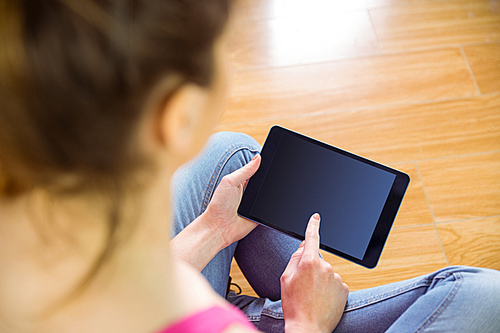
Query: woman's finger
[{"left": 304, "top": 213, "right": 321, "bottom": 256}]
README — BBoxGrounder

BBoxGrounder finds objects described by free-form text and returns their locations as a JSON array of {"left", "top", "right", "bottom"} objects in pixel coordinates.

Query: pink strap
[{"left": 158, "top": 305, "right": 258, "bottom": 333}]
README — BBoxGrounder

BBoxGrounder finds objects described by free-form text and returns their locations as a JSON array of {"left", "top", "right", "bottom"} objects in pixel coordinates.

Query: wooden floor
[{"left": 219, "top": 0, "right": 500, "bottom": 296}]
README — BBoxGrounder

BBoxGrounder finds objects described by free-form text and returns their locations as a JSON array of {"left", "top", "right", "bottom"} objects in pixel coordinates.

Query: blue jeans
[{"left": 171, "top": 132, "right": 500, "bottom": 333}]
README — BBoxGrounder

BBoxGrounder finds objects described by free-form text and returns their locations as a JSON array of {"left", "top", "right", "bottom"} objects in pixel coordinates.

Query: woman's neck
[{"left": 0, "top": 173, "right": 193, "bottom": 333}]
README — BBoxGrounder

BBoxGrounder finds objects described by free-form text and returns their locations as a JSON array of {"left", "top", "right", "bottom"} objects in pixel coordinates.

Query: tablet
[{"left": 238, "top": 126, "right": 410, "bottom": 268}]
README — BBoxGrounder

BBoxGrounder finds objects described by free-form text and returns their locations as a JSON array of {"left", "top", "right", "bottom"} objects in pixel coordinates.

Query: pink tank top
[{"left": 157, "top": 305, "right": 258, "bottom": 333}]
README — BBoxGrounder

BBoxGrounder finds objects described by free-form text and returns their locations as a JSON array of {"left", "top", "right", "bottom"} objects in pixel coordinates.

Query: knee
[
  {"left": 445, "top": 265, "right": 499, "bottom": 279},
  {"left": 432, "top": 266, "right": 500, "bottom": 297},
  {"left": 450, "top": 266, "right": 500, "bottom": 298},
  {"left": 465, "top": 266, "right": 500, "bottom": 289},
  {"left": 207, "top": 132, "right": 261, "bottom": 154},
  {"left": 453, "top": 265, "right": 500, "bottom": 279},
  {"left": 457, "top": 267, "right": 500, "bottom": 327}
]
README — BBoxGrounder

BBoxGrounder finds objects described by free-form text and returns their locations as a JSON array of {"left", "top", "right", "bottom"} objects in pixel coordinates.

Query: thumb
[{"left": 226, "top": 154, "right": 261, "bottom": 186}]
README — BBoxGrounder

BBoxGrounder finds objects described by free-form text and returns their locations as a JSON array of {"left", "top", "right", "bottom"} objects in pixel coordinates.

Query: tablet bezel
[{"left": 238, "top": 126, "right": 410, "bottom": 268}]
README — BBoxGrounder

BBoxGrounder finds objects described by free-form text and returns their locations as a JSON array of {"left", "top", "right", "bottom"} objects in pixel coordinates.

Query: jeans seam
[
  {"left": 414, "top": 272, "right": 463, "bottom": 333},
  {"left": 261, "top": 309, "right": 284, "bottom": 320},
  {"left": 344, "top": 279, "right": 433, "bottom": 312},
  {"left": 200, "top": 143, "right": 260, "bottom": 215}
]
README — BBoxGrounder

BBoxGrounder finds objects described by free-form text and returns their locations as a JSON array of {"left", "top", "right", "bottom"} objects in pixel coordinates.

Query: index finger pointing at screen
[{"left": 304, "top": 213, "right": 321, "bottom": 255}]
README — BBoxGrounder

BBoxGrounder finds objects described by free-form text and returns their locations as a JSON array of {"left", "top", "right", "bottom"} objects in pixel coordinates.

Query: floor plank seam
[
  {"left": 367, "top": 9, "right": 383, "bottom": 54},
  {"left": 415, "top": 162, "right": 450, "bottom": 266},
  {"left": 434, "top": 215, "right": 500, "bottom": 225},
  {"left": 392, "top": 223, "right": 436, "bottom": 231},
  {"left": 434, "top": 225, "right": 451, "bottom": 267},
  {"left": 459, "top": 45, "right": 482, "bottom": 95}
]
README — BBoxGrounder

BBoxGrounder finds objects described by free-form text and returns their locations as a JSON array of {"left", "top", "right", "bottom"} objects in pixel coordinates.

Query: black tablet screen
[{"left": 249, "top": 132, "right": 396, "bottom": 260}]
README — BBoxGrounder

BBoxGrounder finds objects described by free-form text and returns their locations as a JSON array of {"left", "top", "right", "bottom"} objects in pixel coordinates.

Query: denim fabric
[{"left": 171, "top": 132, "right": 500, "bottom": 333}]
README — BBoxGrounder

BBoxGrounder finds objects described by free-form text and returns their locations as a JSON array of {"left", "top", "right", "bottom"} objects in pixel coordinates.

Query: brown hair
[{"left": 0, "top": 0, "right": 230, "bottom": 299}]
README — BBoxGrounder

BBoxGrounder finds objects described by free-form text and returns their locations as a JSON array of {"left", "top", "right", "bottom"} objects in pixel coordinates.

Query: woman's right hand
[{"left": 280, "top": 213, "right": 349, "bottom": 333}]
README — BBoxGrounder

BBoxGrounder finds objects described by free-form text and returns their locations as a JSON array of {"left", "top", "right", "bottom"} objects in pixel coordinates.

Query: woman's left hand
[
  {"left": 203, "top": 154, "right": 261, "bottom": 248},
  {"left": 171, "top": 154, "right": 261, "bottom": 272}
]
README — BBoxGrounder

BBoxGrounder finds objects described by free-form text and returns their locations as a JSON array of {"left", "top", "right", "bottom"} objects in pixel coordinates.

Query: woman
[{"left": 0, "top": 1, "right": 498, "bottom": 332}]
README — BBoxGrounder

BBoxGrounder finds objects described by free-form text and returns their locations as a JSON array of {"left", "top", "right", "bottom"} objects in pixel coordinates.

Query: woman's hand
[
  {"left": 281, "top": 213, "right": 349, "bottom": 333},
  {"left": 171, "top": 154, "right": 260, "bottom": 272},
  {"left": 203, "top": 154, "right": 261, "bottom": 248}
]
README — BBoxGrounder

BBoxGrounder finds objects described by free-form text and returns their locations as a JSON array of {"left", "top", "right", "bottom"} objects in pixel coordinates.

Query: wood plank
[
  {"left": 232, "top": 0, "right": 442, "bottom": 21},
  {"left": 370, "top": 0, "right": 500, "bottom": 52},
  {"left": 227, "top": 10, "right": 380, "bottom": 70},
  {"left": 219, "top": 94, "right": 500, "bottom": 164},
  {"left": 418, "top": 152, "right": 500, "bottom": 222},
  {"left": 223, "top": 48, "right": 477, "bottom": 124},
  {"left": 437, "top": 216, "right": 500, "bottom": 270},
  {"left": 321, "top": 226, "right": 447, "bottom": 291},
  {"left": 463, "top": 43, "right": 500, "bottom": 94}
]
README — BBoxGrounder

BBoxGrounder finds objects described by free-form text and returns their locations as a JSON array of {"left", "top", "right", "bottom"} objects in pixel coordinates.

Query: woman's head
[
  {"left": 0, "top": 0, "right": 232, "bottom": 304},
  {"left": 0, "top": 0, "right": 231, "bottom": 197}
]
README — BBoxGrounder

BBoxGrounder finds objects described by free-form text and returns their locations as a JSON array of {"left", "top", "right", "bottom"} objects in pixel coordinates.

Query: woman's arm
[
  {"left": 170, "top": 212, "right": 226, "bottom": 272},
  {"left": 170, "top": 155, "right": 261, "bottom": 271}
]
